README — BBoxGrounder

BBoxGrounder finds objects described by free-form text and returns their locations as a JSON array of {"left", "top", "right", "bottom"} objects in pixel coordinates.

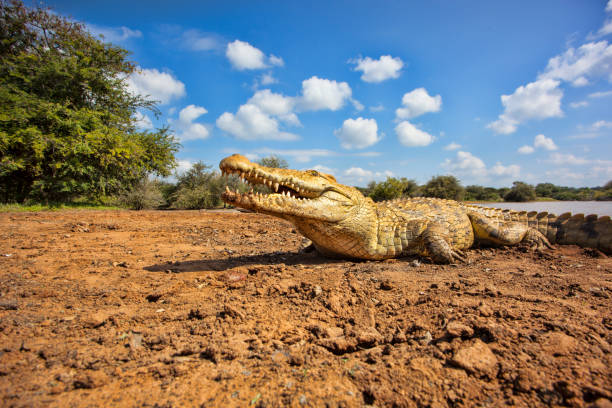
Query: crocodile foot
[{"left": 522, "top": 229, "right": 553, "bottom": 251}]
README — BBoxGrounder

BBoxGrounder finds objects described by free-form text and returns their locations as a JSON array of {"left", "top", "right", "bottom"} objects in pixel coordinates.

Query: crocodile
[{"left": 220, "top": 154, "right": 612, "bottom": 263}]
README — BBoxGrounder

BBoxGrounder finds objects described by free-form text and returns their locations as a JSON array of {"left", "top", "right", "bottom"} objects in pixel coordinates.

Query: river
[{"left": 474, "top": 201, "right": 612, "bottom": 217}]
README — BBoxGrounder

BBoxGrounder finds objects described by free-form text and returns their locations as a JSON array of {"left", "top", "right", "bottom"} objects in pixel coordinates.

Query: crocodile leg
[
  {"left": 421, "top": 223, "right": 467, "bottom": 263},
  {"left": 468, "top": 212, "right": 552, "bottom": 250}
]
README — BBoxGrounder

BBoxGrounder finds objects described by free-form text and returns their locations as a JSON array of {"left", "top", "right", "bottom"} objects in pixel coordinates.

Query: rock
[
  {"left": 0, "top": 299, "right": 18, "bottom": 310},
  {"left": 478, "top": 303, "right": 493, "bottom": 317},
  {"left": 418, "top": 331, "right": 433, "bottom": 345},
  {"left": 319, "top": 336, "right": 356, "bottom": 354},
  {"left": 541, "top": 332, "right": 577, "bottom": 356},
  {"left": 129, "top": 332, "right": 143, "bottom": 349},
  {"left": 451, "top": 339, "right": 498, "bottom": 378},
  {"left": 312, "top": 285, "right": 323, "bottom": 297},
  {"left": 82, "top": 311, "right": 109, "bottom": 328},
  {"left": 379, "top": 280, "right": 394, "bottom": 290},
  {"left": 514, "top": 368, "right": 545, "bottom": 393},
  {"left": 325, "top": 326, "right": 344, "bottom": 338},
  {"left": 589, "top": 399, "right": 612, "bottom": 408},
  {"left": 446, "top": 321, "right": 474, "bottom": 338},
  {"left": 73, "top": 370, "right": 109, "bottom": 389},
  {"left": 356, "top": 327, "right": 383, "bottom": 347}
]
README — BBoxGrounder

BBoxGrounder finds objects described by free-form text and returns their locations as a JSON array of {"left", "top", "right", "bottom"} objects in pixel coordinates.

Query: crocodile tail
[{"left": 524, "top": 211, "right": 612, "bottom": 254}]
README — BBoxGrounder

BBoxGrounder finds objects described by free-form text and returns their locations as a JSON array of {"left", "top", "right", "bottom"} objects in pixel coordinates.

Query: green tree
[
  {"left": 420, "top": 175, "right": 465, "bottom": 201},
  {"left": 0, "top": 1, "right": 178, "bottom": 203},
  {"left": 369, "top": 177, "right": 418, "bottom": 202},
  {"left": 170, "top": 162, "right": 221, "bottom": 209},
  {"left": 257, "top": 155, "right": 288, "bottom": 169},
  {"left": 504, "top": 181, "right": 536, "bottom": 202}
]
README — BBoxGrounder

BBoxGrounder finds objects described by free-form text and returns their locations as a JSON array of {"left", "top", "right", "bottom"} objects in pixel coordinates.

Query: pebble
[
  {"left": 478, "top": 303, "right": 493, "bottom": 317},
  {"left": 451, "top": 339, "right": 498, "bottom": 378},
  {"left": 541, "top": 332, "right": 577, "bottom": 356},
  {"left": 446, "top": 321, "right": 474, "bottom": 338},
  {"left": 418, "top": 331, "right": 433, "bottom": 345},
  {"left": 82, "top": 311, "right": 109, "bottom": 328}
]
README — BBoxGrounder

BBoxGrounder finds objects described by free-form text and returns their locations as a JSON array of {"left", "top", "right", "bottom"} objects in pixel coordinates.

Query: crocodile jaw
[{"left": 219, "top": 154, "right": 359, "bottom": 222}]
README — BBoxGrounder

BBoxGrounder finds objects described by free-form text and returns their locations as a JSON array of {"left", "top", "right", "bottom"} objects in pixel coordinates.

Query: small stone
[
  {"left": 0, "top": 299, "right": 18, "bottom": 310},
  {"left": 541, "top": 332, "right": 577, "bottom": 356},
  {"left": 410, "top": 259, "right": 421, "bottom": 267},
  {"left": 418, "top": 331, "right": 433, "bottom": 345},
  {"left": 356, "top": 327, "right": 383, "bottom": 347},
  {"left": 451, "top": 339, "right": 498, "bottom": 378},
  {"left": 514, "top": 368, "right": 545, "bottom": 393},
  {"left": 73, "top": 370, "right": 109, "bottom": 389},
  {"left": 446, "top": 321, "right": 474, "bottom": 338},
  {"left": 82, "top": 312, "right": 109, "bottom": 328},
  {"left": 379, "top": 280, "right": 394, "bottom": 290},
  {"left": 589, "top": 398, "right": 612, "bottom": 408},
  {"left": 478, "top": 303, "right": 493, "bottom": 317},
  {"left": 312, "top": 285, "right": 323, "bottom": 297},
  {"left": 299, "top": 395, "right": 308, "bottom": 405}
]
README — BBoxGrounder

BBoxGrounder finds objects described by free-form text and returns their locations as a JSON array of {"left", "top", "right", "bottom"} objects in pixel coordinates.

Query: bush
[
  {"left": 504, "top": 181, "right": 536, "bottom": 202},
  {"left": 420, "top": 175, "right": 465, "bottom": 201},
  {"left": 368, "top": 177, "right": 418, "bottom": 202},
  {"left": 118, "top": 179, "right": 166, "bottom": 210}
]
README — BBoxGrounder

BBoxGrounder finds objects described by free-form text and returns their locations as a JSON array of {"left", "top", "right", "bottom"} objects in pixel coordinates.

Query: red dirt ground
[{"left": 0, "top": 210, "right": 611, "bottom": 407}]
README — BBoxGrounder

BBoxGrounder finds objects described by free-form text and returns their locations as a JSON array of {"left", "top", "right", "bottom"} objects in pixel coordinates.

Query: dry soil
[{"left": 0, "top": 210, "right": 611, "bottom": 407}]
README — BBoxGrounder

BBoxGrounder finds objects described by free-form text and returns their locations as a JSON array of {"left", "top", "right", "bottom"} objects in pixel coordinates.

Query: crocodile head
[{"left": 220, "top": 154, "right": 366, "bottom": 223}]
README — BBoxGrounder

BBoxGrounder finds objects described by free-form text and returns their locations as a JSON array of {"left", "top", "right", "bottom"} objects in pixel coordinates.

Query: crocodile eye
[{"left": 306, "top": 170, "right": 320, "bottom": 176}]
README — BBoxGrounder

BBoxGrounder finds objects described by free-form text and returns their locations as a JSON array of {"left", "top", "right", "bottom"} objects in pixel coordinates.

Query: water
[{"left": 474, "top": 201, "right": 612, "bottom": 217}]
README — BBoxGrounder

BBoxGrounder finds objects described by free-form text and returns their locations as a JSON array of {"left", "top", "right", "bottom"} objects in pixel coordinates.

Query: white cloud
[
  {"left": 589, "top": 90, "right": 612, "bottom": 98},
  {"left": 225, "top": 40, "right": 283, "bottom": 70},
  {"left": 173, "top": 105, "right": 210, "bottom": 141},
  {"left": 487, "top": 79, "right": 563, "bottom": 134},
  {"left": 395, "top": 88, "right": 442, "bottom": 119},
  {"left": 297, "top": 76, "right": 353, "bottom": 111},
  {"left": 311, "top": 165, "right": 336, "bottom": 175},
  {"left": 335, "top": 117, "right": 380, "bottom": 149},
  {"left": 247, "top": 89, "right": 299, "bottom": 125},
  {"left": 490, "top": 162, "right": 520, "bottom": 178},
  {"left": 180, "top": 29, "right": 223, "bottom": 51},
  {"left": 592, "top": 120, "right": 612, "bottom": 129},
  {"left": 442, "top": 151, "right": 486, "bottom": 176},
  {"left": 226, "top": 40, "right": 266, "bottom": 70},
  {"left": 595, "top": 19, "right": 612, "bottom": 37},
  {"left": 518, "top": 145, "right": 535, "bottom": 154},
  {"left": 260, "top": 73, "right": 277, "bottom": 85},
  {"left": 176, "top": 160, "right": 194, "bottom": 174},
  {"left": 539, "top": 41, "right": 612, "bottom": 84},
  {"left": 133, "top": 111, "right": 153, "bottom": 130},
  {"left": 395, "top": 121, "right": 434, "bottom": 147},
  {"left": 269, "top": 55, "right": 284, "bottom": 67},
  {"left": 88, "top": 24, "right": 142, "bottom": 43},
  {"left": 442, "top": 151, "right": 521, "bottom": 182},
  {"left": 534, "top": 134, "right": 558, "bottom": 151},
  {"left": 444, "top": 142, "right": 461, "bottom": 151},
  {"left": 570, "top": 100, "right": 589, "bottom": 108},
  {"left": 126, "top": 68, "right": 186, "bottom": 105},
  {"left": 216, "top": 104, "right": 298, "bottom": 141},
  {"left": 351, "top": 55, "right": 404, "bottom": 83},
  {"left": 369, "top": 104, "right": 385, "bottom": 112},
  {"left": 607, "top": 0, "right": 612, "bottom": 12},
  {"left": 487, "top": 118, "right": 518, "bottom": 135},
  {"left": 548, "top": 153, "right": 589, "bottom": 165},
  {"left": 342, "top": 167, "right": 393, "bottom": 185},
  {"left": 351, "top": 99, "right": 365, "bottom": 111}
]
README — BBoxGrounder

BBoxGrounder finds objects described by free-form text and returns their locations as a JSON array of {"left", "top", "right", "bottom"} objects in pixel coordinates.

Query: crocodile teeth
[
  {"left": 225, "top": 186, "right": 231, "bottom": 193},
  {"left": 273, "top": 182, "right": 279, "bottom": 192}
]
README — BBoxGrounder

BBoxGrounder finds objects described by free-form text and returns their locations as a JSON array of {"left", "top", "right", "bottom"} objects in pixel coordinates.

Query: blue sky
[{"left": 48, "top": 0, "right": 612, "bottom": 187}]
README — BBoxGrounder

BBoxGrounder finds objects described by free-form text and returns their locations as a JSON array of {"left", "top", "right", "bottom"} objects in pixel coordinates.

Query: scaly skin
[{"left": 220, "top": 154, "right": 612, "bottom": 263}]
